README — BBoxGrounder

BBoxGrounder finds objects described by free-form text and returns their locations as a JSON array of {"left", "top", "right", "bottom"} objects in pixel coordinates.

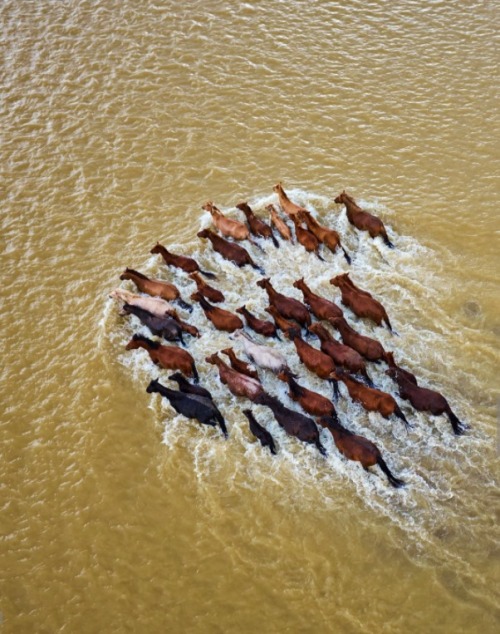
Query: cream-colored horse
[
  {"left": 110, "top": 288, "right": 174, "bottom": 317},
  {"left": 231, "top": 330, "right": 289, "bottom": 374}
]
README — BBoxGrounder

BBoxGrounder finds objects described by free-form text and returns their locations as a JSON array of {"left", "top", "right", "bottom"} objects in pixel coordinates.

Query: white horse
[
  {"left": 231, "top": 330, "right": 290, "bottom": 374},
  {"left": 109, "top": 288, "right": 175, "bottom": 318}
]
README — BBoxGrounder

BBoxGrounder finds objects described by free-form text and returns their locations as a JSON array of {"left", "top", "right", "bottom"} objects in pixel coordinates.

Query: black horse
[{"left": 242, "top": 409, "right": 277, "bottom": 455}]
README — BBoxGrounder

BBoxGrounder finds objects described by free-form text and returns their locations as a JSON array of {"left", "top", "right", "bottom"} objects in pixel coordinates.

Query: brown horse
[
  {"left": 125, "top": 334, "right": 198, "bottom": 380},
  {"left": 188, "top": 271, "right": 225, "bottom": 304},
  {"left": 120, "top": 268, "right": 192, "bottom": 311},
  {"left": 168, "top": 309, "right": 201, "bottom": 338},
  {"left": 206, "top": 352, "right": 265, "bottom": 402},
  {"left": 298, "top": 210, "right": 351, "bottom": 264},
  {"left": 317, "top": 416, "right": 405, "bottom": 488},
  {"left": 278, "top": 368, "right": 338, "bottom": 418},
  {"left": 197, "top": 229, "right": 264, "bottom": 273},
  {"left": 331, "top": 273, "right": 393, "bottom": 332},
  {"left": 202, "top": 201, "right": 252, "bottom": 241},
  {"left": 266, "top": 204, "right": 294, "bottom": 243},
  {"left": 220, "top": 347, "right": 260, "bottom": 381},
  {"left": 331, "top": 316, "right": 388, "bottom": 363},
  {"left": 257, "top": 278, "right": 311, "bottom": 332},
  {"left": 235, "top": 305, "right": 279, "bottom": 339},
  {"left": 236, "top": 202, "right": 279, "bottom": 247},
  {"left": 309, "top": 323, "right": 373, "bottom": 385},
  {"left": 293, "top": 278, "right": 343, "bottom": 323},
  {"left": 330, "top": 369, "right": 409, "bottom": 427},
  {"left": 386, "top": 367, "right": 466, "bottom": 435},
  {"left": 334, "top": 191, "right": 394, "bottom": 248},
  {"left": 385, "top": 351, "right": 417, "bottom": 385},
  {"left": 273, "top": 182, "right": 310, "bottom": 216},
  {"left": 290, "top": 214, "right": 325, "bottom": 261},
  {"left": 151, "top": 243, "right": 216, "bottom": 278},
  {"left": 287, "top": 328, "right": 339, "bottom": 398},
  {"left": 264, "top": 306, "right": 298, "bottom": 337},
  {"left": 242, "top": 409, "right": 277, "bottom": 454},
  {"left": 190, "top": 291, "right": 243, "bottom": 332}
]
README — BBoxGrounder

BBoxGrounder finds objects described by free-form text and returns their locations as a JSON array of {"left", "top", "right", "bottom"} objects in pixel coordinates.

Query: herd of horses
[{"left": 111, "top": 183, "right": 468, "bottom": 490}]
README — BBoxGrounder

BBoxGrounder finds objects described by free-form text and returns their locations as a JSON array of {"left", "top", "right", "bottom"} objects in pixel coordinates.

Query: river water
[{"left": 2, "top": 1, "right": 499, "bottom": 632}]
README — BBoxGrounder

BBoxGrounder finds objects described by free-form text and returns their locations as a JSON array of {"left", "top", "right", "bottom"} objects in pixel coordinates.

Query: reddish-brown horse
[
  {"left": 266, "top": 204, "right": 293, "bottom": 242},
  {"left": 125, "top": 334, "right": 198, "bottom": 380},
  {"left": 206, "top": 353, "right": 265, "bottom": 402},
  {"left": 317, "top": 416, "right": 405, "bottom": 487},
  {"left": 293, "top": 278, "right": 343, "bottom": 323},
  {"left": 202, "top": 201, "right": 252, "bottom": 241},
  {"left": 278, "top": 368, "right": 338, "bottom": 418},
  {"left": 236, "top": 202, "right": 279, "bottom": 247},
  {"left": 330, "top": 316, "right": 388, "bottom": 363},
  {"left": 197, "top": 229, "right": 264, "bottom": 273},
  {"left": 189, "top": 271, "right": 225, "bottom": 303},
  {"left": 334, "top": 191, "right": 394, "bottom": 248},
  {"left": 191, "top": 291, "right": 243, "bottom": 332},
  {"left": 257, "top": 278, "right": 311, "bottom": 332},
  {"left": 287, "top": 328, "right": 339, "bottom": 398},
  {"left": 220, "top": 347, "right": 260, "bottom": 381},
  {"left": 331, "top": 273, "right": 393, "bottom": 332},
  {"left": 298, "top": 210, "right": 351, "bottom": 264},
  {"left": 265, "top": 306, "right": 298, "bottom": 337},
  {"left": 273, "top": 182, "right": 310, "bottom": 217},
  {"left": 236, "top": 305, "right": 279, "bottom": 339},
  {"left": 290, "top": 214, "right": 325, "bottom": 261},
  {"left": 120, "top": 268, "right": 192, "bottom": 311},
  {"left": 151, "top": 243, "right": 216, "bottom": 278}
]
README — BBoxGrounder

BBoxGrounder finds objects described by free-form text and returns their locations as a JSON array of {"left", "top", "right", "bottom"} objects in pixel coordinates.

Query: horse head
[{"left": 256, "top": 277, "right": 270, "bottom": 289}]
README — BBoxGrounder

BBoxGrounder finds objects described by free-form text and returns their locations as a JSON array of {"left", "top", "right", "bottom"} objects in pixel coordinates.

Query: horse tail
[
  {"left": 316, "top": 250, "right": 326, "bottom": 262},
  {"left": 270, "top": 232, "right": 280, "bottom": 248},
  {"left": 342, "top": 247, "right": 352, "bottom": 265},
  {"left": 329, "top": 378, "right": 340, "bottom": 401},
  {"left": 377, "top": 456, "right": 405, "bottom": 488},
  {"left": 176, "top": 298, "right": 193, "bottom": 313},
  {"left": 250, "top": 237, "right": 265, "bottom": 252},
  {"left": 191, "top": 361, "right": 199, "bottom": 384},
  {"left": 362, "top": 370, "right": 375, "bottom": 388},
  {"left": 394, "top": 404, "right": 411, "bottom": 429},
  {"left": 445, "top": 405, "right": 467, "bottom": 435},
  {"left": 383, "top": 313, "right": 394, "bottom": 333},
  {"left": 216, "top": 412, "right": 228, "bottom": 438},
  {"left": 251, "top": 262, "right": 266, "bottom": 275},
  {"left": 316, "top": 438, "right": 327, "bottom": 457},
  {"left": 199, "top": 269, "right": 217, "bottom": 279},
  {"left": 382, "top": 233, "right": 395, "bottom": 249}
]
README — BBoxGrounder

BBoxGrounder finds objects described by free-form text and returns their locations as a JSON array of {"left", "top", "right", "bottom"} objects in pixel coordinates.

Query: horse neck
[
  {"left": 125, "top": 269, "right": 148, "bottom": 281},
  {"left": 296, "top": 279, "right": 311, "bottom": 296},
  {"left": 287, "top": 375, "right": 304, "bottom": 397},
  {"left": 313, "top": 325, "right": 331, "bottom": 341},
  {"left": 304, "top": 213, "right": 318, "bottom": 228},
  {"left": 263, "top": 281, "right": 276, "bottom": 299},
  {"left": 196, "top": 294, "right": 213, "bottom": 312}
]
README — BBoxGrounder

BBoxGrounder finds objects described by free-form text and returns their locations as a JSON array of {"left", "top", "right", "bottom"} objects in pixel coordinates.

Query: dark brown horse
[
  {"left": 278, "top": 368, "right": 338, "bottom": 418},
  {"left": 293, "top": 278, "right": 343, "bottom": 323},
  {"left": 242, "top": 409, "right": 277, "bottom": 454},
  {"left": 290, "top": 214, "right": 325, "bottom": 261},
  {"left": 386, "top": 367, "right": 466, "bottom": 435},
  {"left": 236, "top": 202, "right": 279, "bottom": 247},
  {"left": 191, "top": 292, "right": 243, "bottom": 332},
  {"left": 206, "top": 352, "right": 265, "bottom": 402},
  {"left": 331, "top": 273, "right": 393, "bottom": 332},
  {"left": 125, "top": 334, "right": 198, "bottom": 380},
  {"left": 197, "top": 228, "right": 264, "bottom": 273},
  {"left": 257, "top": 278, "right": 311, "bottom": 332},
  {"left": 220, "top": 347, "right": 260, "bottom": 381},
  {"left": 330, "top": 368, "right": 409, "bottom": 427},
  {"left": 298, "top": 210, "right": 351, "bottom": 264},
  {"left": 120, "top": 268, "right": 192, "bottom": 311},
  {"left": 331, "top": 316, "right": 388, "bottom": 363},
  {"left": 188, "top": 271, "right": 225, "bottom": 303},
  {"left": 334, "top": 191, "right": 394, "bottom": 248},
  {"left": 150, "top": 242, "right": 216, "bottom": 278},
  {"left": 317, "top": 416, "right": 405, "bottom": 488},
  {"left": 122, "top": 303, "right": 185, "bottom": 345},
  {"left": 235, "top": 305, "right": 279, "bottom": 339},
  {"left": 309, "top": 323, "right": 373, "bottom": 385}
]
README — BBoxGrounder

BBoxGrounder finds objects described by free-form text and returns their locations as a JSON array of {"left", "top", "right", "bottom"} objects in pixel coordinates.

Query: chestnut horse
[
  {"left": 202, "top": 201, "right": 252, "bottom": 241},
  {"left": 278, "top": 368, "right": 338, "bottom": 418},
  {"left": 317, "top": 416, "right": 405, "bottom": 488},
  {"left": 197, "top": 229, "right": 264, "bottom": 273},
  {"left": 125, "top": 334, "right": 198, "bottom": 380},
  {"left": 190, "top": 291, "right": 243, "bottom": 332},
  {"left": 220, "top": 347, "right": 260, "bottom": 381},
  {"left": 290, "top": 214, "right": 325, "bottom": 261},
  {"left": 189, "top": 271, "right": 225, "bottom": 303},
  {"left": 206, "top": 352, "right": 265, "bottom": 402},
  {"left": 266, "top": 204, "right": 293, "bottom": 242},
  {"left": 293, "top": 278, "right": 343, "bottom": 323},
  {"left": 264, "top": 306, "right": 299, "bottom": 337},
  {"left": 242, "top": 409, "right": 277, "bottom": 455},
  {"left": 120, "top": 268, "right": 192, "bottom": 311},
  {"left": 236, "top": 202, "right": 279, "bottom": 247},
  {"left": 334, "top": 191, "right": 394, "bottom": 248},
  {"left": 235, "top": 305, "right": 279, "bottom": 338},
  {"left": 257, "top": 278, "right": 311, "bottom": 332},
  {"left": 331, "top": 273, "right": 393, "bottom": 332},
  {"left": 287, "top": 328, "right": 339, "bottom": 398},
  {"left": 151, "top": 242, "right": 216, "bottom": 278},
  {"left": 298, "top": 210, "right": 351, "bottom": 264},
  {"left": 273, "top": 182, "right": 310, "bottom": 217},
  {"left": 330, "top": 316, "right": 388, "bottom": 363}
]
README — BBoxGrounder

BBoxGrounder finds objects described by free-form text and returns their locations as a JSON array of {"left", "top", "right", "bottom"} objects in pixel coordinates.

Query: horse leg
[
  {"left": 445, "top": 405, "right": 467, "bottom": 435},
  {"left": 176, "top": 298, "right": 194, "bottom": 313},
  {"left": 270, "top": 232, "right": 280, "bottom": 248},
  {"left": 393, "top": 404, "right": 411, "bottom": 429},
  {"left": 315, "top": 250, "right": 326, "bottom": 262},
  {"left": 315, "top": 438, "right": 327, "bottom": 456},
  {"left": 376, "top": 456, "right": 405, "bottom": 488},
  {"left": 342, "top": 247, "right": 352, "bottom": 265},
  {"left": 329, "top": 379, "right": 340, "bottom": 401},
  {"left": 191, "top": 362, "right": 199, "bottom": 383},
  {"left": 251, "top": 261, "right": 266, "bottom": 275},
  {"left": 382, "top": 232, "right": 395, "bottom": 249}
]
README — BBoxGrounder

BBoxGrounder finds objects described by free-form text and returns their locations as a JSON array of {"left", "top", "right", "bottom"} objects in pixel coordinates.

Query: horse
[
  {"left": 266, "top": 204, "right": 294, "bottom": 242},
  {"left": 277, "top": 368, "right": 338, "bottom": 418},
  {"left": 122, "top": 303, "right": 185, "bottom": 345},
  {"left": 309, "top": 323, "right": 373, "bottom": 386},
  {"left": 197, "top": 229, "right": 264, "bottom": 273},
  {"left": 125, "top": 334, "right": 198, "bottom": 380},
  {"left": 190, "top": 291, "right": 243, "bottom": 332},
  {"left": 235, "top": 305, "right": 279, "bottom": 339},
  {"left": 257, "top": 278, "right": 311, "bottom": 333},
  {"left": 273, "top": 182, "right": 310, "bottom": 217},
  {"left": 168, "top": 372, "right": 213, "bottom": 401},
  {"left": 167, "top": 309, "right": 201, "bottom": 339},
  {"left": 385, "top": 351, "right": 418, "bottom": 385},
  {"left": 236, "top": 202, "right": 279, "bottom": 247},
  {"left": 231, "top": 330, "right": 291, "bottom": 375},
  {"left": 330, "top": 316, "right": 389, "bottom": 363},
  {"left": 150, "top": 242, "right": 216, "bottom": 278},
  {"left": 188, "top": 271, "right": 225, "bottom": 303},
  {"left": 298, "top": 210, "right": 351, "bottom": 264},
  {"left": 317, "top": 416, "right": 405, "bottom": 488},
  {"left": 120, "top": 268, "right": 192, "bottom": 311},
  {"left": 334, "top": 191, "right": 394, "bottom": 248},
  {"left": 264, "top": 306, "right": 299, "bottom": 337},
  {"left": 293, "top": 278, "right": 343, "bottom": 323},
  {"left": 220, "top": 347, "right": 260, "bottom": 381},
  {"left": 146, "top": 379, "right": 227, "bottom": 438},
  {"left": 290, "top": 214, "right": 325, "bottom": 261},
  {"left": 386, "top": 367, "right": 466, "bottom": 435},
  {"left": 110, "top": 288, "right": 175, "bottom": 318},
  {"left": 202, "top": 201, "right": 253, "bottom": 242},
  {"left": 257, "top": 392, "right": 327, "bottom": 456},
  {"left": 330, "top": 368, "right": 409, "bottom": 427},
  {"left": 331, "top": 273, "right": 393, "bottom": 332},
  {"left": 242, "top": 409, "right": 277, "bottom": 455},
  {"left": 206, "top": 353, "right": 265, "bottom": 402}
]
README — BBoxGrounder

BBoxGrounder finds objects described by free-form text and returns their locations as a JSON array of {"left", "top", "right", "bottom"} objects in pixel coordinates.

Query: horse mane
[
  {"left": 124, "top": 268, "right": 149, "bottom": 280},
  {"left": 132, "top": 333, "right": 160, "bottom": 349}
]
